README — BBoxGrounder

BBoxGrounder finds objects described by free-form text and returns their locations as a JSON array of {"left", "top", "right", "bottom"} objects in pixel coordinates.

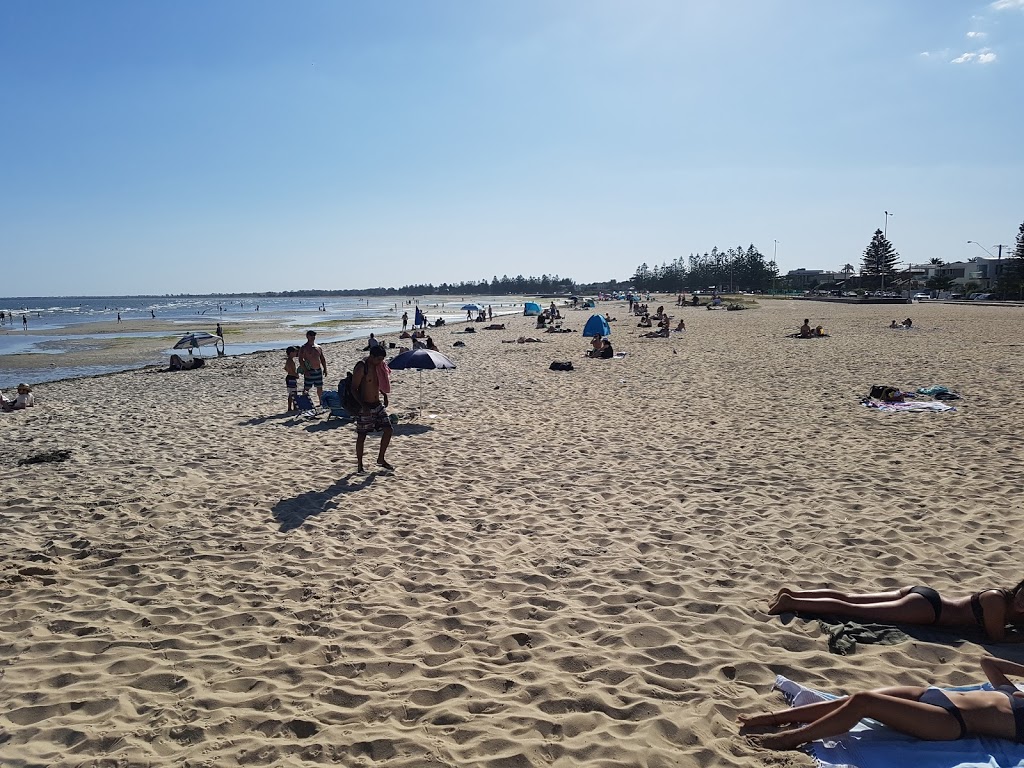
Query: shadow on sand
[{"left": 272, "top": 473, "right": 375, "bottom": 532}]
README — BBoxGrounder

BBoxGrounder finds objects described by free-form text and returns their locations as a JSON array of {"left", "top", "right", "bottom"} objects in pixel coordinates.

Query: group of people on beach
[
  {"left": 283, "top": 329, "right": 393, "bottom": 472},
  {"left": 743, "top": 581, "right": 1024, "bottom": 750}
]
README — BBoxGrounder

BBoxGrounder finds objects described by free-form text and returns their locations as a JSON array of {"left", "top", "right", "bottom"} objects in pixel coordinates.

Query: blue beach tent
[
  {"left": 582, "top": 314, "right": 610, "bottom": 338},
  {"left": 523, "top": 302, "right": 542, "bottom": 316}
]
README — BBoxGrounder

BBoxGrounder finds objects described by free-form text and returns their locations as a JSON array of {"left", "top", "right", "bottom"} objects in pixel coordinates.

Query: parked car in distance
[
  {"left": 948, "top": 293, "right": 964, "bottom": 300},
  {"left": 973, "top": 293, "right": 993, "bottom": 301},
  {"left": 913, "top": 292, "right": 930, "bottom": 300}
]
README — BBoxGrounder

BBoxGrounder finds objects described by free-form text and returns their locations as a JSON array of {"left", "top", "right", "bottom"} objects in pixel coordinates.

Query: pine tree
[
  {"left": 1002, "top": 220, "right": 1024, "bottom": 299},
  {"left": 861, "top": 229, "right": 899, "bottom": 285}
]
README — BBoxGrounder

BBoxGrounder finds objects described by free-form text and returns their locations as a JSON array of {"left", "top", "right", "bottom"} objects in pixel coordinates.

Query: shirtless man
[
  {"left": 351, "top": 345, "right": 394, "bottom": 472},
  {"left": 299, "top": 330, "right": 328, "bottom": 404}
]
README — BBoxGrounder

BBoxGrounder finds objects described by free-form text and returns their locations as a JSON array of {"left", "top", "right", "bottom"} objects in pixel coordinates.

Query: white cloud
[
  {"left": 952, "top": 47, "right": 998, "bottom": 64},
  {"left": 966, "top": 31, "right": 987, "bottom": 38},
  {"left": 990, "top": 0, "right": 1024, "bottom": 10}
]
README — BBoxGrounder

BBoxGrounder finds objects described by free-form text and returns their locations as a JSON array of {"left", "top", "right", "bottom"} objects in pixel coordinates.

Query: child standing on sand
[{"left": 284, "top": 347, "right": 299, "bottom": 412}]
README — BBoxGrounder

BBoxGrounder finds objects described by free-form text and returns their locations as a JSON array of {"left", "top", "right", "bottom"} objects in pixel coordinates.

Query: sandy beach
[{"left": 2, "top": 297, "right": 1023, "bottom": 767}]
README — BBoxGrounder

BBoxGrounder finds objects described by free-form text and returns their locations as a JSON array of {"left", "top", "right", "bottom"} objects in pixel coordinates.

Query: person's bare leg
[
  {"left": 773, "top": 587, "right": 909, "bottom": 604},
  {"left": 750, "top": 689, "right": 958, "bottom": 751},
  {"left": 739, "top": 686, "right": 923, "bottom": 730},
  {"left": 356, "top": 432, "right": 367, "bottom": 472},
  {"left": 768, "top": 593, "right": 933, "bottom": 623},
  {"left": 377, "top": 426, "right": 394, "bottom": 470}
]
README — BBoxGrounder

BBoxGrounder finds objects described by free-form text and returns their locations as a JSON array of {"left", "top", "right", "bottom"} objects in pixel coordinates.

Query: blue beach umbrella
[
  {"left": 388, "top": 348, "right": 456, "bottom": 413},
  {"left": 461, "top": 303, "right": 481, "bottom": 312}
]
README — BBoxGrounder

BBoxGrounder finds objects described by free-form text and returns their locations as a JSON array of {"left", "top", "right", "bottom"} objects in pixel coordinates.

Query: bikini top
[
  {"left": 996, "top": 685, "right": 1024, "bottom": 743},
  {"left": 971, "top": 589, "right": 1010, "bottom": 629}
]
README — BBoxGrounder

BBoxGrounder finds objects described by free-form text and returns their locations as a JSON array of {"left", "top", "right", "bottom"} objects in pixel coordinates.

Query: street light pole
[
  {"left": 773, "top": 240, "right": 778, "bottom": 295},
  {"left": 882, "top": 211, "right": 893, "bottom": 292}
]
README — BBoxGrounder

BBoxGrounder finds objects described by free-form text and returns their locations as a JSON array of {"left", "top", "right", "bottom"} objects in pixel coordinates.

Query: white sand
[{"left": 2, "top": 298, "right": 1023, "bottom": 766}]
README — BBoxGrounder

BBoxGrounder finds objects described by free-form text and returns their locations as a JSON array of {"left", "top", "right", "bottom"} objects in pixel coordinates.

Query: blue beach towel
[{"left": 774, "top": 675, "right": 1024, "bottom": 768}]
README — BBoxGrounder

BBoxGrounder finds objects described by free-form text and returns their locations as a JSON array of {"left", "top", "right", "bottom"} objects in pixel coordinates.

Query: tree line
[{"left": 631, "top": 245, "right": 778, "bottom": 293}]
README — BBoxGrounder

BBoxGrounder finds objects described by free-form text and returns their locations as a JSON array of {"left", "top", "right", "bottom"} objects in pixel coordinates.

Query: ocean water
[{"left": 0, "top": 294, "right": 523, "bottom": 389}]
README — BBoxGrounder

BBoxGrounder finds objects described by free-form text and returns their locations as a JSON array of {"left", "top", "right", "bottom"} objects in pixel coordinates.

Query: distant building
[
  {"left": 922, "top": 257, "right": 1005, "bottom": 289},
  {"left": 785, "top": 268, "right": 844, "bottom": 287}
]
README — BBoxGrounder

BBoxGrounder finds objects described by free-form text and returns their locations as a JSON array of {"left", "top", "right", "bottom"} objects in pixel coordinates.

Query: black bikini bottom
[{"left": 909, "top": 586, "right": 942, "bottom": 623}]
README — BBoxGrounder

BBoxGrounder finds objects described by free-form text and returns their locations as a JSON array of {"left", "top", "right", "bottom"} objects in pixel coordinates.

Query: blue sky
[{"left": 2, "top": 1, "right": 1022, "bottom": 296}]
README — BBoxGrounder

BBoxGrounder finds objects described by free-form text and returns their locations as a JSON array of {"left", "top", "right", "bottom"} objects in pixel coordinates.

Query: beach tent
[
  {"left": 523, "top": 302, "right": 542, "bottom": 316},
  {"left": 583, "top": 298, "right": 596, "bottom": 308},
  {"left": 582, "top": 314, "right": 610, "bottom": 338}
]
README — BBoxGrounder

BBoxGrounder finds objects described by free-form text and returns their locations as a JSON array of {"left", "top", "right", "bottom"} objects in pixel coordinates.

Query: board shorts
[
  {"left": 302, "top": 368, "right": 324, "bottom": 390},
  {"left": 357, "top": 403, "right": 391, "bottom": 434},
  {"left": 285, "top": 375, "right": 298, "bottom": 395}
]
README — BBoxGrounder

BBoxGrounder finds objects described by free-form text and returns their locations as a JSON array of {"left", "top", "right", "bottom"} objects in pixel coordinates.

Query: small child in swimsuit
[{"left": 284, "top": 347, "right": 299, "bottom": 412}]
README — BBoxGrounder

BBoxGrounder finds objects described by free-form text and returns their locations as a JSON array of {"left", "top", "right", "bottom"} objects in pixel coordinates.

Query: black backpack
[
  {"left": 549, "top": 361, "right": 574, "bottom": 371},
  {"left": 340, "top": 361, "right": 367, "bottom": 413}
]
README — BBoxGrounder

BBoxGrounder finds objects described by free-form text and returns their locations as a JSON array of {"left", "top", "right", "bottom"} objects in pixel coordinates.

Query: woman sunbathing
[
  {"left": 740, "top": 655, "right": 1024, "bottom": 750},
  {"left": 769, "top": 582, "right": 1024, "bottom": 642}
]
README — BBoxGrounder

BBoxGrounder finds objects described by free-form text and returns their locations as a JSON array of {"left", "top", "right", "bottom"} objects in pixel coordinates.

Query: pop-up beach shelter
[
  {"left": 523, "top": 302, "right": 542, "bottom": 316},
  {"left": 582, "top": 314, "right": 610, "bottom": 338}
]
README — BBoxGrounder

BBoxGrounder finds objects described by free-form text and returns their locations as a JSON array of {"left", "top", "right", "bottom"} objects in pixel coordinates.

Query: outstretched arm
[{"left": 981, "top": 656, "right": 1024, "bottom": 688}]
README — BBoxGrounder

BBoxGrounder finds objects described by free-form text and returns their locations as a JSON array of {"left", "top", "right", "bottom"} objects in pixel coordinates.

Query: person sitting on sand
[
  {"left": 588, "top": 336, "right": 603, "bottom": 357},
  {"left": 425, "top": 336, "right": 438, "bottom": 351},
  {"left": 740, "top": 655, "right": 1024, "bottom": 751},
  {"left": 3, "top": 384, "right": 35, "bottom": 411},
  {"left": 769, "top": 581, "right": 1024, "bottom": 642},
  {"left": 638, "top": 315, "right": 652, "bottom": 328},
  {"left": 604, "top": 313, "right": 617, "bottom": 322},
  {"left": 599, "top": 339, "right": 614, "bottom": 359},
  {"left": 536, "top": 314, "right": 547, "bottom": 329},
  {"left": 903, "top": 317, "right": 913, "bottom": 328},
  {"left": 890, "top": 320, "right": 900, "bottom": 329},
  {"left": 799, "top": 319, "right": 813, "bottom": 338},
  {"left": 675, "top": 319, "right": 686, "bottom": 332}
]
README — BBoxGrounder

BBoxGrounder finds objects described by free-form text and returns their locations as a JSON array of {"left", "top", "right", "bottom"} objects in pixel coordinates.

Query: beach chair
[
  {"left": 293, "top": 393, "right": 322, "bottom": 418},
  {"left": 321, "top": 390, "right": 351, "bottom": 421}
]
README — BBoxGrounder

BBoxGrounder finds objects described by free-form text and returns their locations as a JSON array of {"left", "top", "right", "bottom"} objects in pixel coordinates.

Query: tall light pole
[
  {"left": 773, "top": 240, "right": 778, "bottom": 295},
  {"left": 881, "top": 211, "right": 893, "bottom": 292}
]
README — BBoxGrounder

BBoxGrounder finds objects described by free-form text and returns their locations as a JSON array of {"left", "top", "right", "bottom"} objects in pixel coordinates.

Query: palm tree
[{"left": 929, "top": 257, "right": 945, "bottom": 266}]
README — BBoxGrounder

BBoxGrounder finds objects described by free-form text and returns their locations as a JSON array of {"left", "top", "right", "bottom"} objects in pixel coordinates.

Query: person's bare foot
[
  {"left": 767, "top": 593, "right": 795, "bottom": 615},
  {"left": 357, "top": 463, "right": 366, "bottom": 473},
  {"left": 746, "top": 731, "right": 803, "bottom": 750},
  {"left": 377, "top": 459, "right": 394, "bottom": 471},
  {"left": 737, "top": 712, "right": 779, "bottom": 730}
]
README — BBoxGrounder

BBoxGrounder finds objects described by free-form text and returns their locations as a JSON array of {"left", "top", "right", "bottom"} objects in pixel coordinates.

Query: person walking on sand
[
  {"left": 352, "top": 345, "right": 394, "bottom": 472},
  {"left": 298, "top": 330, "right": 328, "bottom": 404},
  {"left": 215, "top": 322, "right": 223, "bottom": 338}
]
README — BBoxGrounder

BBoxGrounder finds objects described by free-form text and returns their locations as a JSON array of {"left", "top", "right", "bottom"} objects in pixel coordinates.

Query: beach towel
[
  {"left": 862, "top": 399, "right": 955, "bottom": 413},
  {"left": 772, "top": 675, "right": 1024, "bottom": 768}
]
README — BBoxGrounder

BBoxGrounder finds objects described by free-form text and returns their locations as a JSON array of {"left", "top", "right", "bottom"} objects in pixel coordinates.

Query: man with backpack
[{"left": 351, "top": 345, "right": 394, "bottom": 472}]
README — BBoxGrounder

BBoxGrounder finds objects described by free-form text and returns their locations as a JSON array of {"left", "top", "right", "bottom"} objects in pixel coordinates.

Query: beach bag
[
  {"left": 340, "top": 366, "right": 363, "bottom": 414},
  {"left": 549, "top": 361, "right": 574, "bottom": 371},
  {"left": 869, "top": 385, "right": 903, "bottom": 403}
]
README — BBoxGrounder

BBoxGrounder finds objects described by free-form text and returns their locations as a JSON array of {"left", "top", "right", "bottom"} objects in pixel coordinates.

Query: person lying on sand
[
  {"left": 483, "top": 324, "right": 506, "bottom": 330},
  {"left": 502, "top": 336, "right": 545, "bottom": 343},
  {"left": 769, "top": 582, "right": 1024, "bottom": 642},
  {"left": 890, "top": 320, "right": 900, "bottom": 329},
  {"left": 641, "top": 328, "right": 670, "bottom": 338},
  {"left": 740, "top": 655, "right": 1024, "bottom": 751}
]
